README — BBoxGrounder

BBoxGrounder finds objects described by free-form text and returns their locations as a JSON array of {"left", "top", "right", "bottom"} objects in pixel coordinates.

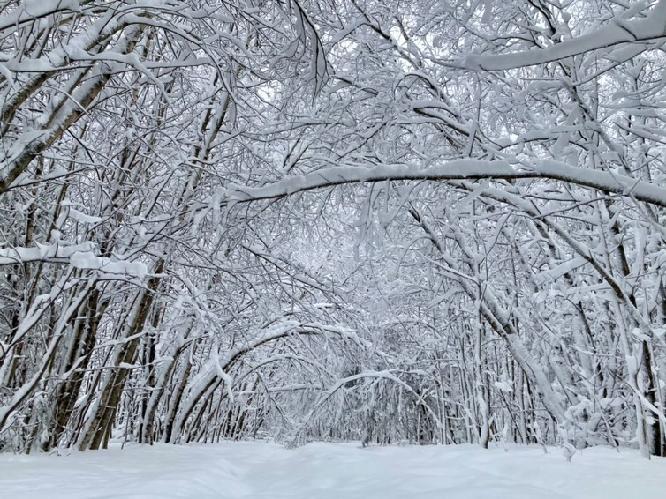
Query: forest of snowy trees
[{"left": 1, "top": 0, "right": 666, "bottom": 461}]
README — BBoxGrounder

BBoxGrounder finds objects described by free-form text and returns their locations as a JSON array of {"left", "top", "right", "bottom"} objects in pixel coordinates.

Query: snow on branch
[
  {"left": 221, "top": 159, "right": 666, "bottom": 208},
  {"left": 461, "top": 0, "right": 666, "bottom": 71},
  {"left": 0, "top": 0, "right": 80, "bottom": 32},
  {"left": 0, "top": 243, "right": 147, "bottom": 278},
  {"left": 0, "top": 242, "right": 95, "bottom": 266}
]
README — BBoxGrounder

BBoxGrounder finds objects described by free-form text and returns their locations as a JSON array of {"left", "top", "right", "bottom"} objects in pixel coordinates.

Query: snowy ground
[{"left": 0, "top": 441, "right": 664, "bottom": 499}]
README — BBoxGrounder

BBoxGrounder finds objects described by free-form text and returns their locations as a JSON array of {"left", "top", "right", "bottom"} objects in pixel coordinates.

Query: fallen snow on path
[{"left": 0, "top": 442, "right": 664, "bottom": 498}]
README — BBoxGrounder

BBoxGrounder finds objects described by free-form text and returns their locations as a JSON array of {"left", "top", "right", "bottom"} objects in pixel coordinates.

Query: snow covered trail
[{"left": 0, "top": 442, "right": 664, "bottom": 499}]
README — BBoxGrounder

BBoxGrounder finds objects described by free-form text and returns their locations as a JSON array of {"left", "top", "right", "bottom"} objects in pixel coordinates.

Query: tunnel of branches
[{"left": 1, "top": 0, "right": 665, "bottom": 458}]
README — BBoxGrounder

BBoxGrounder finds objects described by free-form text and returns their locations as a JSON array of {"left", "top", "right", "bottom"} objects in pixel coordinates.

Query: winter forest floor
[{"left": 0, "top": 442, "right": 664, "bottom": 499}]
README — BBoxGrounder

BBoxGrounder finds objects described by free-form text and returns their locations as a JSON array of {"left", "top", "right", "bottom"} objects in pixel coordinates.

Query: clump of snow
[
  {"left": 69, "top": 251, "right": 100, "bottom": 270},
  {"left": 67, "top": 207, "right": 103, "bottom": 225},
  {"left": 494, "top": 381, "right": 513, "bottom": 392},
  {"left": 0, "top": 442, "right": 663, "bottom": 499},
  {"left": 70, "top": 251, "right": 148, "bottom": 278}
]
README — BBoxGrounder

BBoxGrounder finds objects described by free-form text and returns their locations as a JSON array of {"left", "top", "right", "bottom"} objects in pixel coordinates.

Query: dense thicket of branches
[{"left": 1, "top": 0, "right": 665, "bottom": 458}]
